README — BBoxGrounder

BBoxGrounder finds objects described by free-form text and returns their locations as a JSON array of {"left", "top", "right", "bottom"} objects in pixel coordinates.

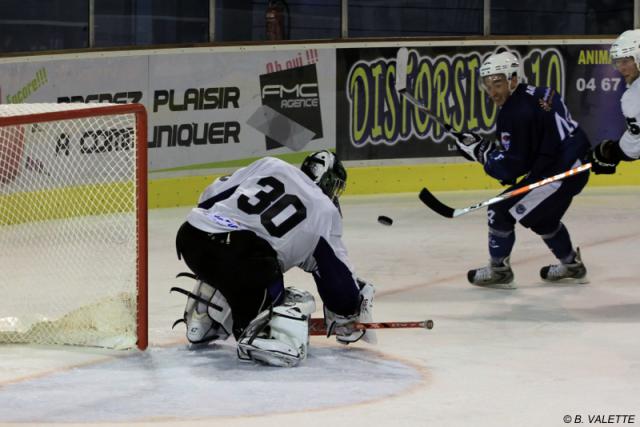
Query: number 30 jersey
[
  {"left": 186, "top": 157, "right": 352, "bottom": 274},
  {"left": 619, "top": 77, "right": 640, "bottom": 160}
]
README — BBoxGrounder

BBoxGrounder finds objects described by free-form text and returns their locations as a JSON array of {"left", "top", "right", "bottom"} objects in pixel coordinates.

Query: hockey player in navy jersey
[
  {"left": 172, "top": 151, "right": 375, "bottom": 367},
  {"left": 588, "top": 29, "right": 640, "bottom": 173},
  {"left": 453, "top": 51, "right": 591, "bottom": 288}
]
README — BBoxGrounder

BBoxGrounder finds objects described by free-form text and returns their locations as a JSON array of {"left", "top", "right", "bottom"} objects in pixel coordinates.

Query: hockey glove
[
  {"left": 588, "top": 140, "right": 620, "bottom": 175},
  {"left": 324, "top": 279, "right": 376, "bottom": 345},
  {"left": 453, "top": 132, "right": 496, "bottom": 165}
]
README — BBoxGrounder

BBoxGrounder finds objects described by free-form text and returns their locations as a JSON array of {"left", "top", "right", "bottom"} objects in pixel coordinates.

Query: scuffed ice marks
[{"left": 0, "top": 344, "right": 422, "bottom": 423}]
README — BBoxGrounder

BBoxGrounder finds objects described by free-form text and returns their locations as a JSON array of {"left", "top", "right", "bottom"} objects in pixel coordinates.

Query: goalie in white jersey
[
  {"left": 588, "top": 29, "right": 640, "bottom": 173},
  {"left": 173, "top": 151, "right": 375, "bottom": 367}
]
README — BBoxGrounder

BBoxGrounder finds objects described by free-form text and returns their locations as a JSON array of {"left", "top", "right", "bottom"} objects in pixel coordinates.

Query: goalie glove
[
  {"left": 588, "top": 140, "right": 620, "bottom": 174},
  {"left": 453, "top": 132, "right": 496, "bottom": 165},
  {"left": 324, "top": 279, "right": 377, "bottom": 345}
]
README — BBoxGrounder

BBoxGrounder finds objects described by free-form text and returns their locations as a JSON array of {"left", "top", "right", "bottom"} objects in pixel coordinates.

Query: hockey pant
[
  {"left": 486, "top": 170, "right": 589, "bottom": 262},
  {"left": 175, "top": 221, "right": 284, "bottom": 339}
]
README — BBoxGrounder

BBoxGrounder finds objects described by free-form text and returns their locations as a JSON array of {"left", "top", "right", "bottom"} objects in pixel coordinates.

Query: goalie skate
[
  {"left": 467, "top": 257, "right": 515, "bottom": 289},
  {"left": 540, "top": 247, "right": 588, "bottom": 284}
]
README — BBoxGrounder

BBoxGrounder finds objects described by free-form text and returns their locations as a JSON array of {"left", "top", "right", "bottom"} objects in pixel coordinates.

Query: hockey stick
[
  {"left": 419, "top": 162, "right": 592, "bottom": 218},
  {"left": 308, "top": 318, "right": 434, "bottom": 336},
  {"left": 395, "top": 47, "right": 453, "bottom": 133}
]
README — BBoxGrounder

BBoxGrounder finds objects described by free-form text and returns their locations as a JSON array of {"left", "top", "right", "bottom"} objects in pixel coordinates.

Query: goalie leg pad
[
  {"left": 177, "top": 280, "right": 233, "bottom": 344},
  {"left": 237, "top": 305, "right": 309, "bottom": 367},
  {"left": 283, "top": 287, "right": 316, "bottom": 315}
]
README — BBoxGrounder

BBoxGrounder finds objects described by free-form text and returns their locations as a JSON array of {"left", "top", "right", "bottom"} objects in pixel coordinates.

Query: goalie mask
[{"left": 301, "top": 150, "right": 347, "bottom": 202}]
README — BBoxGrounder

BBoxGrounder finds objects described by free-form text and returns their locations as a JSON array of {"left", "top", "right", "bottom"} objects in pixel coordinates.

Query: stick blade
[
  {"left": 395, "top": 47, "right": 409, "bottom": 92},
  {"left": 418, "top": 188, "right": 454, "bottom": 218}
]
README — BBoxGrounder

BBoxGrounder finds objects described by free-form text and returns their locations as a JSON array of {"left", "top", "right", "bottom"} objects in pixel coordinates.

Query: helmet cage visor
[
  {"left": 480, "top": 73, "right": 512, "bottom": 92},
  {"left": 320, "top": 174, "right": 346, "bottom": 201},
  {"left": 612, "top": 56, "right": 637, "bottom": 71}
]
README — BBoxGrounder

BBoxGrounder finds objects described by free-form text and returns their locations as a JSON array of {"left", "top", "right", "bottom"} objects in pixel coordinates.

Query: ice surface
[
  {"left": 0, "top": 344, "right": 421, "bottom": 423},
  {"left": 1, "top": 187, "right": 639, "bottom": 427}
]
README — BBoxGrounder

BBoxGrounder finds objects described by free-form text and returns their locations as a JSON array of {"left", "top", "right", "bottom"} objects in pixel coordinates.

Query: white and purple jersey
[
  {"left": 619, "top": 77, "right": 640, "bottom": 159},
  {"left": 187, "top": 157, "right": 360, "bottom": 315}
]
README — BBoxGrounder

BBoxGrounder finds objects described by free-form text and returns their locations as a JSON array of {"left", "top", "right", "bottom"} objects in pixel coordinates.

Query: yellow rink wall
[
  {"left": 1, "top": 182, "right": 135, "bottom": 225},
  {"left": 148, "top": 162, "right": 640, "bottom": 209}
]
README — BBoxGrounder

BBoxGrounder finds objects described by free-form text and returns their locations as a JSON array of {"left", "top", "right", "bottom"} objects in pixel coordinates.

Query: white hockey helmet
[
  {"left": 479, "top": 51, "right": 521, "bottom": 91},
  {"left": 610, "top": 29, "right": 640, "bottom": 70}
]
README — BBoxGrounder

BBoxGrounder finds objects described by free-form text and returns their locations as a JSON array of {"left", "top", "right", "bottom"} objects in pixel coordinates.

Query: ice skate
[
  {"left": 467, "top": 257, "right": 515, "bottom": 289},
  {"left": 540, "top": 247, "right": 588, "bottom": 284}
]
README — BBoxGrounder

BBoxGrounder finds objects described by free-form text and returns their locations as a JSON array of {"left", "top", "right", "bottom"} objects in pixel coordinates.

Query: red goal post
[{"left": 0, "top": 103, "right": 148, "bottom": 350}]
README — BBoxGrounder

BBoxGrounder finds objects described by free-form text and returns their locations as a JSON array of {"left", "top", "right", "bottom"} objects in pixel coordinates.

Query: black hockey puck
[{"left": 377, "top": 215, "right": 393, "bottom": 226}]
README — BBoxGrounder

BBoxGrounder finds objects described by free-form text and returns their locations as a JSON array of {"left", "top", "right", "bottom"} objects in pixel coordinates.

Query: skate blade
[
  {"left": 471, "top": 281, "right": 517, "bottom": 290},
  {"left": 542, "top": 276, "right": 589, "bottom": 285},
  {"left": 187, "top": 341, "right": 219, "bottom": 351}
]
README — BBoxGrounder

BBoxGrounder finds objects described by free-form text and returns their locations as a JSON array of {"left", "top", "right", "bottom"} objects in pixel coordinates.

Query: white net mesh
[{"left": 0, "top": 103, "right": 145, "bottom": 349}]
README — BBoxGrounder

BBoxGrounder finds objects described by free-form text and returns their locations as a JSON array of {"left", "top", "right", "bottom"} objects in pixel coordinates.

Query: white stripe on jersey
[{"left": 186, "top": 157, "right": 353, "bottom": 273}]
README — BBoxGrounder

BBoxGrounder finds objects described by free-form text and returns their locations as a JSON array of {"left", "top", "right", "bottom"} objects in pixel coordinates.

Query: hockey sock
[
  {"left": 488, "top": 227, "right": 515, "bottom": 264},
  {"left": 540, "top": 223, "right": 574, "bottom": 261}
]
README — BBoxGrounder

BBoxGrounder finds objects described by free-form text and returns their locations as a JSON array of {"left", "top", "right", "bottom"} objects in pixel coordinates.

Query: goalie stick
[
  {"left": 419, "top": 162, "right": 592, "bottom": 218},
  {"left": 308, "top": 318, "right": 434, "bottom": 336},
  {"left": 395, "top": 47, "right": 454, "bottom": 133}
]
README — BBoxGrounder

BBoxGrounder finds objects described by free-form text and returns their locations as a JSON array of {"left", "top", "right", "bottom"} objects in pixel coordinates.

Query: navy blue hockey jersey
[{"left": 484, "top": 84, "right": 591, "bottom": 185}]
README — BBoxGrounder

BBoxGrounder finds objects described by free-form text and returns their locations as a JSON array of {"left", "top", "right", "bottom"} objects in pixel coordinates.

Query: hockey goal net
[{"left": 0, "top": 103, "right": 147, "bottom": 350}]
